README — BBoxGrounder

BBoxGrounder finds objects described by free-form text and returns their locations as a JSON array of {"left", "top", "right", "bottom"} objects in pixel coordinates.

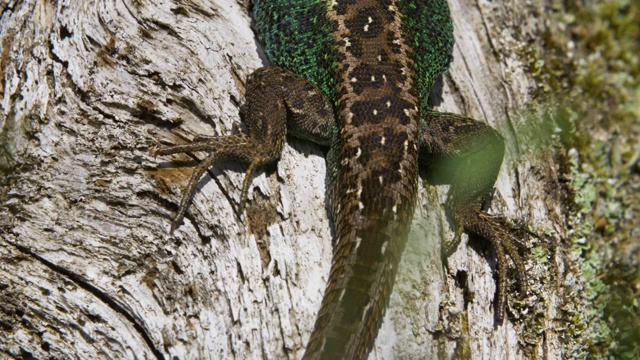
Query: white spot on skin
[
  {"left": 364, "top": 17, "right": 373, "bottom": 31},
  {"left": 381, "top": 241, "right": 388, "bottom": 255},
  {"left": 364, "top": 16, "right": 373, "bottom": 32},
  {"left": 378, "top": 176, "right": 383, "bottom": 184},
  {"left": 373, "top": 109, "right": 378, "bottom": 116},
  {"left": 351, "top": 77, "right": 357, "bottom": 83},
  {"left": 392, "top": 204, "right": 397, "bottom": 214},
  {"left": 355, "top": 147, "right": 361, "bottom": 159},
  {"left": 371, "top": 75, "right": 375, "bottom": 81},
  {"left": 404, "top": 108, "right": 411, "bottom": 117},
  {"left": 344, "top": 37, "right": 351, "bottom": 47},
  {"left": 377, "top": 55, "right": 382, "bottom": 61},
  {"left": 382, "top": 74, "right": 387, "bottom": 82},
  {"left": 404, "top": 140, "right": 409, "bottom": 152},
  {"left": 386, "top": 100, "right": 391, "bottom": 107},
  {"left": 380, "top": 136, "right": 385, "bottom": 145},
  {"left": 358, "top": 201, "right": 364, "bottom": 210},
  {"left": 354, "top": 237, "right": 362, "bottom": 251}
]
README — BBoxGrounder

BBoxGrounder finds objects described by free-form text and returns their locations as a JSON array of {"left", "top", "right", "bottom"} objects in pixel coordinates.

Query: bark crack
[{"left": 7, "top": 239, "right": 166, "bottom": 360}]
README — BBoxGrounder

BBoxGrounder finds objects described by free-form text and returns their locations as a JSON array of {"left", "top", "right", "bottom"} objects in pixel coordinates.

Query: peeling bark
[{"left": 1, "top": 0, "right": 570, "bottom": 359}]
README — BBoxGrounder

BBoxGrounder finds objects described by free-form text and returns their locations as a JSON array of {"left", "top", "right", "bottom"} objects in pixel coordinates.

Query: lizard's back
[
  {"left": 253, "top": 0, "right": 454, "bottom": 107},
  {"left": 252, "top": 1, "right": 455, "bottom": 358}
]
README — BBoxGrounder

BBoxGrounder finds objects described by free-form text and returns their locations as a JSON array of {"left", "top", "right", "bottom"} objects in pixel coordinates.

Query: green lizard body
[{"left": 151, "top": 1, "right": 527, "bottom": 358}]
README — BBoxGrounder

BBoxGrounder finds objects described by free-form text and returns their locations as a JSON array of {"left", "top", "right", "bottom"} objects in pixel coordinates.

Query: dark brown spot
[
  {"left": 350, "top": 64, "right": 385, "bottom": 95},
  {"left": 350, "top": 101, "right": 385, "bottom": 126},
  {"left": 349, "top": 37, "right": 363, "bottom": 58},
  {"left": 345, "top": 9, "right": 384, "bottom": 38}
]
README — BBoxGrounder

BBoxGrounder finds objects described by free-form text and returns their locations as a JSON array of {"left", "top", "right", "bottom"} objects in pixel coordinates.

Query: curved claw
[
  {"left": 441, "top": 225, "right": 464, "bottom": 271},
  {"left": 238, "top": 161, "right": 261, "bottom": 214},
  {"left": 168, "top": 151, "right": 222, "bottom": 233},
  {"left": 445, "top": 208, "right": 529, "bottom": 322},
  {"left": 472, "top": 211, "right": 528, "bottom": 321}
]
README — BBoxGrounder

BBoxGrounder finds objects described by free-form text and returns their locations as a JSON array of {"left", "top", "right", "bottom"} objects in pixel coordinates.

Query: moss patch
[{"left": 520, "top": 0, "right": 639, "bottom": 358}]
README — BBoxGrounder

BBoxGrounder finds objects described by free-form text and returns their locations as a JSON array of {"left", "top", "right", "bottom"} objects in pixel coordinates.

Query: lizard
[{"left": 150, "top": 0, "right": 527, "bottom": 358}]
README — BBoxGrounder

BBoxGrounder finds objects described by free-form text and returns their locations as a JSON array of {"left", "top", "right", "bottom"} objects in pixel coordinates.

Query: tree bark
[{"left": 1, "top": 0, "right": 572, "bottom": 359}]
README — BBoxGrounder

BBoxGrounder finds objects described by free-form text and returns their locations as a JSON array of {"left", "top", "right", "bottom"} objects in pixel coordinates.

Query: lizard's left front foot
[
  {"left": 419, "top": 110, "right": 528, "bottom": 321},
  {"left": 450, "top": 207, "right": 528, "bottom": 322}
]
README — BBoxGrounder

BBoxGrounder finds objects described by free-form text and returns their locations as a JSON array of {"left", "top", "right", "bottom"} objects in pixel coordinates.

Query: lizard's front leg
[
  {"left": 151, "top": 66, "right": 335, "bottom": 232},
  {"left": 419, "top": 110, "right": 527, "bottom": 321}
]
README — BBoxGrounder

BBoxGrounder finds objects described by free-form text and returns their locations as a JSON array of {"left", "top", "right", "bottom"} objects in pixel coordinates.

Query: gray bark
[{"left": 0, "top": 0, "right": 568, "bottom": 359}]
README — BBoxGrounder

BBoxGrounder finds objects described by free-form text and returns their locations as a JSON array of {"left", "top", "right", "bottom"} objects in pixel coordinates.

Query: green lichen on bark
[{"left": 522, "top": 0, "right": 639, "bottom": 358}]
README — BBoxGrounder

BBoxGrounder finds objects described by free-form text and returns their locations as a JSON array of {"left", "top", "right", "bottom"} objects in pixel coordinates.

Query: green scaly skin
[{"left": 151, "top": 1, "right": 528, "bottom": 358}]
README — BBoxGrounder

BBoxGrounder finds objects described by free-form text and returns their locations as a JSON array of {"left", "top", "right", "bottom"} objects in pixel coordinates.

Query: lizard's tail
[{"left": 303, "top": 215, "right": 411, "bottom": 360}]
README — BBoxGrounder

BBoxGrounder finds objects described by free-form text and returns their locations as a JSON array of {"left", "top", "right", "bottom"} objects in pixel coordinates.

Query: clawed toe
[{"left": 460, "top": 211, "right": 530, "bottom": 321}]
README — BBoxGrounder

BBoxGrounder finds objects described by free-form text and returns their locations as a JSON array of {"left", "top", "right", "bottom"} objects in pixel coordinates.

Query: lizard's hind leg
[
  {"left": 151, "top": 135, "right": 257, "bottom": 232},
  {"left": 151, "top": 66, "right": 336, "bottom": 233},
  {"left": 418, "top": 110, "right": 527, "bottom": 322}
]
